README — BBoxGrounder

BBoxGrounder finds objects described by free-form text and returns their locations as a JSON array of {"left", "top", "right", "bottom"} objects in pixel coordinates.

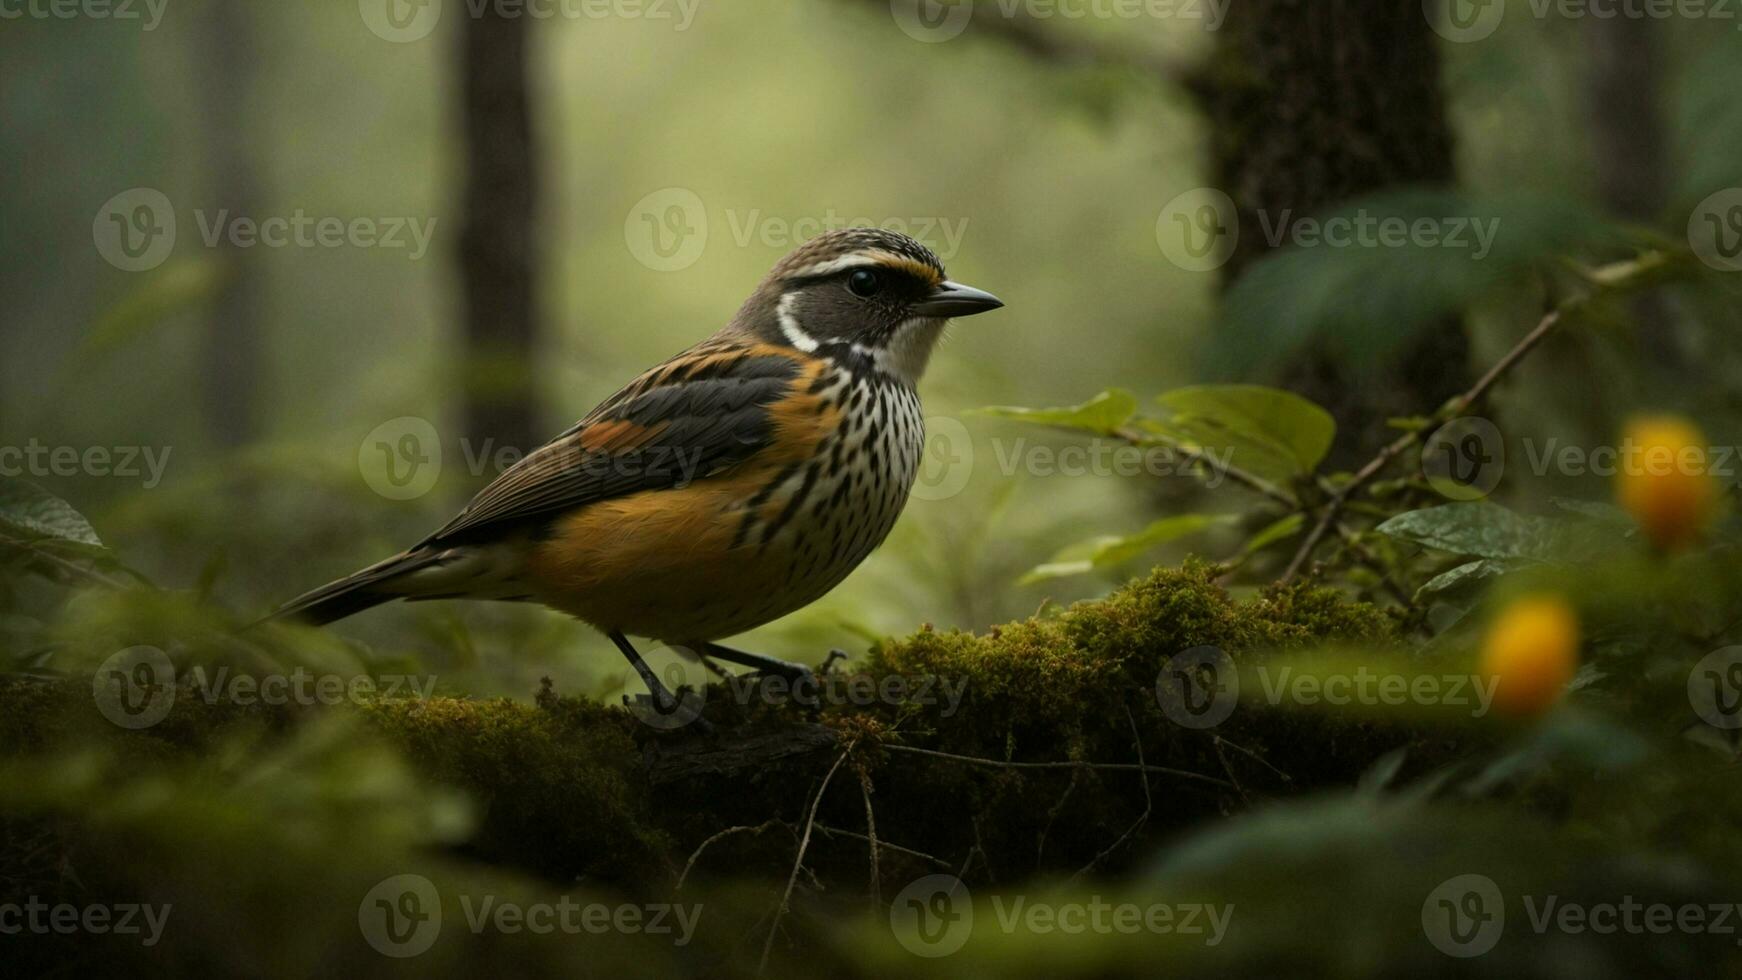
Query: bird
[{"left": 269, "top": 227, "right": 1003, "bottom": 717}]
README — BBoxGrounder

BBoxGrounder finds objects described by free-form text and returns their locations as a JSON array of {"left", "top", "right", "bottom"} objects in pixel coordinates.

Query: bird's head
[{"left": 730, "top": 228, "right": 1003, "bottom": 385}]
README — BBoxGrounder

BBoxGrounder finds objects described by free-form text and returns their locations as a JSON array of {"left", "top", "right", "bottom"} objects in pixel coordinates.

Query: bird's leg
[
  {"left": 609, "top": 630, "right": 713, "bottom": 734},
  {"left": 699, "top": 642, "right": 818, "bottom": 681}
]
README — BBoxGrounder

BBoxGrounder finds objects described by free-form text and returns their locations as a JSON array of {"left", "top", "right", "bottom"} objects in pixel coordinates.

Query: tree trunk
[
  {"left": 1194, "top": 0, "right": 1466, "bottom": 463},
  {"left": 456, "top": 9, "right": 542, "bottom": 459},
  {"left": 197, "top": 0, "right": 262, "bottom": 448},
  {"left": 1585, "top": 16, "right": 1679, "bottom": 377}
]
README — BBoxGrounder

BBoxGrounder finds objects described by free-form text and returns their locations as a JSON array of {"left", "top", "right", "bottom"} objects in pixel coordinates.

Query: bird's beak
[{"left": 912, "top": 280, "right": 1004, "bottom": 318}]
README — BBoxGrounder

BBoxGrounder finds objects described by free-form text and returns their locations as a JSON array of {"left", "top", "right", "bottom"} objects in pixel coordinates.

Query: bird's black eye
[{"left": 848, "top": 268, "right": 882, "bottom": 298}]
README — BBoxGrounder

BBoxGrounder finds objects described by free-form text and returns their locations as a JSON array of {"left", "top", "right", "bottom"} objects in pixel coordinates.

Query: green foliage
[
  {"left": 978, "top": 388, "right": 1139, "bottom": 436},
  {"left": 1205, "top": 189, "right": 1629, "bottom": 378},
  {"left": 1148, "top": 385, "right": 1335, "bottom": 483}
]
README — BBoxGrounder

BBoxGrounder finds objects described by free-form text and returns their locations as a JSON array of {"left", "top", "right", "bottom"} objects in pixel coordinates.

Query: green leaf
[
  {"left": 1141, "top": 385, "right": 1334, "bottom": 484},
  {"left": 1376, "top": 503, "right": 1563, "bottom": 561},
  {"left": 1020, "top": 514, "right": 1233, "bottom": 584},
  {"left": 0, "top": 479, "right": 103, "bottom": 548},
  {"left": 1243, "top": 513, "right": 1305, "bottom": 555},
  {"left": 1414, "top": 558, "right": 1511, "bottom": 602},
  {"left": 976, "top": 389, "right": 1137, "bottom": 436}
]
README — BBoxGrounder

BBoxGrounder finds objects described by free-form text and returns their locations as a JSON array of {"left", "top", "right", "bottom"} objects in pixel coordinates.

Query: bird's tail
[{"left": 263, "top": 549, "right": 447, "bottom": 626}]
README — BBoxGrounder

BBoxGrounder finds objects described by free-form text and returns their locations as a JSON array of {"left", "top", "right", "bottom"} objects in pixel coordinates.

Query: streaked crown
[{"left": 725, "top": 228, "right": 1002, "bottom": 385}]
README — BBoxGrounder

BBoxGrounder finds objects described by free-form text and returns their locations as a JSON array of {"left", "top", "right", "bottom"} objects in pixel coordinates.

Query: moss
[{"left": 1, "top": 560, "right": 1433, "bottom": 892}]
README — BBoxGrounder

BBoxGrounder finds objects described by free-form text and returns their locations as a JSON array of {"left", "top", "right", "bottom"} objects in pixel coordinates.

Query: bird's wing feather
[{"left": 421, "top": 342, "right": 806, "bottom": 545}]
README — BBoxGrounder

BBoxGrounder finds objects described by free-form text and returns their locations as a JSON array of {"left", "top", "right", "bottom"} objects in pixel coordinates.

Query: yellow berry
[
  {"left": 1479, "top": 596, "right": 1579, "bottom": 719},
  {"left": 1616, "top": 415, "right": 1717, "bottom": 553}
]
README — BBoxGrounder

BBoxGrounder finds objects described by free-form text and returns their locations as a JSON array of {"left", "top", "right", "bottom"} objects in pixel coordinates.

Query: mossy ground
[{"left": 0, "top": 560, "right": 1458, "bottom": 974}]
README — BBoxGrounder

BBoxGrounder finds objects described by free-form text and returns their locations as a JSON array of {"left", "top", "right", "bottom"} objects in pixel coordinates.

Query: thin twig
[
  {"left": 1035, "top": 766, "right": 1082, "bottom": 863},
  {"left": 1281, "top": 250, "right": 1677, "bottom": 585},
  {"left": 1212, "top": 736, "right": 1251, "bottom": 807},
  {"left": 677, "top": 820, "right": 787, "bottom": 891},
  {"left": 1069, "top": 705, "right": 1153, "bottom": 881},
  {"left": 813, "top": 824, "right": 951, "bottom": 870},
  {"left": 760, "top": 750, "right": 850, "bottom": 976},
  {"left": 1283, "top": 296, "right": 1580, "bottom": 583},
  {"left": 853, "top": 761, "right": 881, "bottom": 908},
  {"left": 1214, "top": 734, "right": 1293, "bottom": 784},
  {"left": 882, "top": 742, "right": 1233, "bottom": 789},
  {"left": 1114, "top": 426, "right": 1298, "bottom": 507}
]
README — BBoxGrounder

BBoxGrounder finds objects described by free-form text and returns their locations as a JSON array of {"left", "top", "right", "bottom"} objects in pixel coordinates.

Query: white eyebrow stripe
[
  {"left": 776, "top": 292, "right": 819, "bottom": 352},
  {"left": 788, "top": 249, "right": 910, "bottom": 279}
]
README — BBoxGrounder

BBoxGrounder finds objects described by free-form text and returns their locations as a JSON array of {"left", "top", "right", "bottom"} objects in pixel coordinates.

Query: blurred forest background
[
  {"left": 5, "top": 0, "right": 1741, "bottom": 691},
  {"left": 8, "top": 0, "right": 1742, "bottom": 976}
]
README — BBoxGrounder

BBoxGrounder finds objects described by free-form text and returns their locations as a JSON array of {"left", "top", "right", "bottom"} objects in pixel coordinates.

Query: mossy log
[{"left": 3, "top": 561, "right": 1453, "bottom": 896}]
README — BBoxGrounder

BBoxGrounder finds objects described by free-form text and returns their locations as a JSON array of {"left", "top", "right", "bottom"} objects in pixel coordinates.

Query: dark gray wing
[{"left": 418, "top": 343, "right": 804, "bottom": 546}]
